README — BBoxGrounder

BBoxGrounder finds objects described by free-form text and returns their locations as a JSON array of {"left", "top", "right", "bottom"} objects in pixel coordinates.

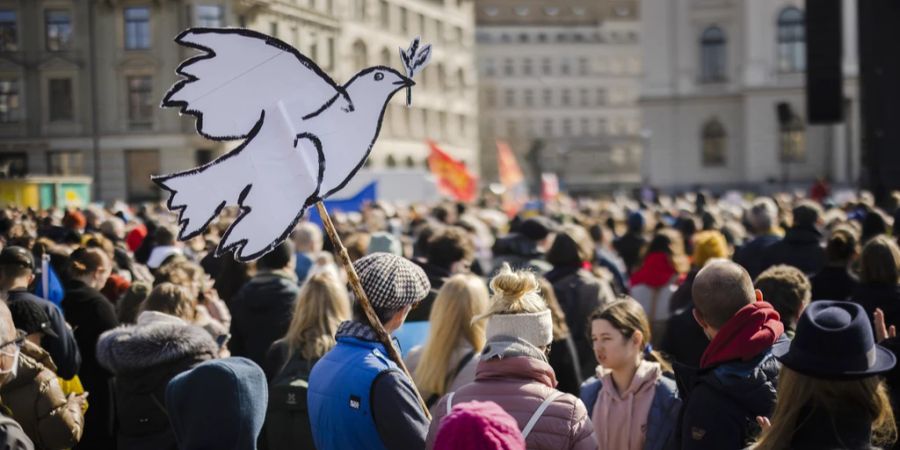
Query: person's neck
[
  {"left": 5, "top": 280, "right": 29, "bottom": 291},
  {"left": 610, "top": 359, "right": 640, "bottom": 394}
]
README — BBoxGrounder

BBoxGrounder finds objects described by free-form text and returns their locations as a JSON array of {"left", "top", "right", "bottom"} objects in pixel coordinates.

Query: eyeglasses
[{"left": 0, "top": 329, "right": 26, "bottom": 352}]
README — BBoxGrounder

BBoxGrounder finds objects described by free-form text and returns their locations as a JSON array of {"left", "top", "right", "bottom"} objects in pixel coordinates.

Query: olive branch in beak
[{"left": 399, "top": 36, "right": 432, "bottom": 106}]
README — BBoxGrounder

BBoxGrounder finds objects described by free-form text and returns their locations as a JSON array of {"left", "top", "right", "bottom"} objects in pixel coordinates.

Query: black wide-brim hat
[{"left": 773, "top": 300, "right": 896, "bottom": 379}]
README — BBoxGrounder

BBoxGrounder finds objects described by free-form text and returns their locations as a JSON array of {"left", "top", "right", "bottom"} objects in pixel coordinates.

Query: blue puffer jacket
[{"left": 580, "top": 375, "right": 681, "bottom": 450}]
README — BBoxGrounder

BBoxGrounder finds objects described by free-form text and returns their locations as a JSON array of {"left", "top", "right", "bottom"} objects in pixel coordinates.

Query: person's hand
[
  {"left": 68, "top": 392, "right": 88, "bottom": 408},
  {"left": 875, "top": 308, "right": 896, "bottom": 343},
  {"left": 756, "top": 416, "right": 771, "bottom": 432}
]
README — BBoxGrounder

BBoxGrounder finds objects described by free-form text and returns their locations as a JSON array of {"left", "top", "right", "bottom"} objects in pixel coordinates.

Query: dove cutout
[{"left": 153, "top": 28, "right": 428, "bottom": 261}]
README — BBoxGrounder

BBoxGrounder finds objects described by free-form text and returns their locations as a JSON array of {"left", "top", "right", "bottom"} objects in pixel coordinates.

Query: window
[
  {"left": 503, "top": 58, "right": 514, "bottom": 76},
  {"left": 560, "top": 59, "right": 570, "bottom": 75},
  {"left": 484, "top": 88, "right": 496, "bottom": 107},
  {"left": 541, "top": 58, "right": 552, "bottom": 75},
  {"left": 269, "top": 22, "right": 278, "bottom": 38},
  {"left": 405, "top": 156, "right": 416, "bottom": 168},
  {"left": 777, "top": 7, "right": 805, "bottom": 73},
  {"left": 0, "top": 10, "right": 16, "bottom": 51},
  {"left": 48, "top": 78, "right": 74, "bottom": 122},
  {"left": 127, "top": 76, "right": 154, "bottom": 125},
  {"left": 580, "top": 118, "right": 590, "bottom": 136},
  {"left": 524, "top": 89, "right": 533, "bottom": 107},
  {"left": 701, "top": 119, "right": 726, "bottom": 166},
  {"left": 380, "top": 48, "right": 391, "bottom": 66},
  {"left": 779, "top": 113, "right": 806, "bottom": 162},
  {"left": 506, "top": 120, "right": 517, "bottom": 137},
  {"left": 325, "top": 37, "right": 335, "bottom": 70},
  {"left": 380, "top": 0, "right": 390, "bottom": 28},
  {"left": 542, "top": 89, "right": 552, "bottom": 106},
  {"left": 483, "top": 59, "right": 495, "bottom": 77},
  {"left": 310, "top": 36, "right": 318, "bottom": 61},
  {"left": 561, "top": 89, "right": 571, "bottom": 106},
  {"left": 579, "top": 88, "right": 589, "bottom": 107},
  {"left": 543, "top": 119, "right": 553, "bottom": 136},
  {"left": 596, "top": 88, "right": 607, "bottom": 105},
  {"left": 700, "top": 26, "right": 727, "bottom": 82},
  {"left": 578, "top": 58, "right": 589, "bottom": 75},
  {"left": 598, "top": 118, "right": 607, "bottom": 135},
  {"left": 562, "top": 118, "right": 572, "bottom": 135},
  {"left": 504, "top": 89, "right": 514, "bottom": 107},
  {"left": 195, "top": 5, "right": 224, "bottom": 27},
  {"left": 352, "top": 40, "right": 367, "bottom": 68},
  {"left": 399, "top": 8, "right": 407, "bottom": 33},
  {"left": 47, "top": 151, "right": 84, "bottom": 175},
  {"left": 522, "top": 58, "right": 533, "bottom": 76},
  {"left": 0, "top": 153, "right": 26, "bottom": 177},
  {"left": 45, "top": 10, "right": 72, "bottom": 51},
  {"left": 0, "top": 79, "right": 21, "bottom": 123},
  {"left": 124, "top": 7, "right": 151, "bottom": 50},
  {"left": 126, "top": 150, "right": 161, "bottom": 201}
]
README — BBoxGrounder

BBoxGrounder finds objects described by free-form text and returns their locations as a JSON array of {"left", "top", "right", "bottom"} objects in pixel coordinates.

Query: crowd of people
[{"left": 0, "top": 188, "right": 900, "bottom": 449}]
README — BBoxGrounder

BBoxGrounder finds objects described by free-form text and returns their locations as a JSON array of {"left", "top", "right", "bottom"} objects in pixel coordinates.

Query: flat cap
[{"left": 353, "top": 253, "right": 430, "bottom": 310}]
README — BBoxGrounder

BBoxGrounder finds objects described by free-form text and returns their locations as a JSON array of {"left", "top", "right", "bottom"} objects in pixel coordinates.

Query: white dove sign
[{"left": 153, "top": 28, "right": 432, "bottom": 261}]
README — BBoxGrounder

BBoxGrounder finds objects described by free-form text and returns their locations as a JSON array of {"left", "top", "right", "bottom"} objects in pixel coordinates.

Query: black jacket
[
  {"left": 96, "top": 314, "right": 218, "bottom": 450},
  {"left": 660, "top": 304, "right": 709, "bottom": 368},
  {"left": 851, "top": 283, "right": 900, "bottom": 331},
  {"left": 406, "top": 261, "right": 450, "bottom": 323},
  {"left": 62, "top": 279, "right": 119, "bottom": 450},
  {"left": 788, "top": 404, "right": 879, "bottom": 450},
  {"left": 760, "top": 227, "right": 826, "bottom": 276},
  {"left": 229, "top": 271, "right": 300, "bottom": 368},
  {"left": 5, "top": 289, "right": 81, "bottom": 379},
  {"left": 811, "top": 266, "right": 859, "bottom": 301},
  {"left": 733, "top": 234, "right": 780, "bottom": 280},
  {"left": 675, "top": 336, "right": 785, "bottom": 450},
  {"left": 549, "top": 335, "right": 582, "bottom": 396},
  {"left": 545, "top": 266, "right": 611, "bottom": 380}
]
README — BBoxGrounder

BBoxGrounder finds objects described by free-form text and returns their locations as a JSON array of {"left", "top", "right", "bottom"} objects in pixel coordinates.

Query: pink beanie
[{"left": 434, "top": 401, "right": 526, "bottom": 450}]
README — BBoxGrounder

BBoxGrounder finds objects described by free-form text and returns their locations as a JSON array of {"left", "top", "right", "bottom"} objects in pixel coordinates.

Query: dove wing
[{"left": 163, "top": 28, "right": 344, "bottom": 140}]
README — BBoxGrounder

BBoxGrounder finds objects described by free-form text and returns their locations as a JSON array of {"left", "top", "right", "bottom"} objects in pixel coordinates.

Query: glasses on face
[{"left": 0, "top": 329, "right": 26, "bottom": 352}]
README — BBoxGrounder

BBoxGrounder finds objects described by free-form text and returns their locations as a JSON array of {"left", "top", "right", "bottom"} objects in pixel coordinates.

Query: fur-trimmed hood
[{"left": 97, "top": 311, "right": 218, "bottom": 374}]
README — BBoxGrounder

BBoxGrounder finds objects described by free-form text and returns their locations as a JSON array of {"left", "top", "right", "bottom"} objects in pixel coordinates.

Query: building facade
[
  {"left": 0, "top": 0, "right": 476, "bottom": 202},
  {"left": 641, "top": 0, "right": 861, "bottom": 191},
  {"left": 476, "top": 0, "right": 642, "bottom": 193}
]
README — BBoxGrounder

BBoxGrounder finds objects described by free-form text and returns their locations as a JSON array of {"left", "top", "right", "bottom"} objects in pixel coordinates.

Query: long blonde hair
[
  {"left": 474, "top": 263, "right": 547, "bottom": 323},
  {"left": 754, "top": 367, "right": 897, "bottom": 450},
  {"left": 414, "top": 274, "right": 489, "bottom": 396},
  {"left": 283, "top": 272, "right": 351, "bottom": 361}
]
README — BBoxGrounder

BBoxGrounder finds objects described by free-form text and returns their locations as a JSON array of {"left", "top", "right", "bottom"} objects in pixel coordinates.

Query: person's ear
[
  {"left": 631, "top": 330, "right": 644, "bottom": 349},
  {"left": 755, "top": 289, "right": 764, "bottom": 302},
  {"left": 27, "top": 273, "right": 35, "bottom": 285},
  {"left": 692, "top": 308, "right": 709, "bottom": 329}
]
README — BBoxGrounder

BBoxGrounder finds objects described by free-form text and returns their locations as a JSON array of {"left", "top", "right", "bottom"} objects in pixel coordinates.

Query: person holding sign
[{"left": 307, "top": 253, "right": 431, "bottom": 449}]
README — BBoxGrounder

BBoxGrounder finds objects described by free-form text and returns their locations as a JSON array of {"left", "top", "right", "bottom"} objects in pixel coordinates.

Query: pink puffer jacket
[{"left": 425, "top": 356, "right": 596, "bottom": 450}]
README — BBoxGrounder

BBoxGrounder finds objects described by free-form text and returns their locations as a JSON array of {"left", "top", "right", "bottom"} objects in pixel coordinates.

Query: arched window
[
  {"left": 352, "top": 40, "right": 367, "bottom": 69},
  {"left": 380, "top": 47, "right": 391, "bottom": 66},
  {"left": 700, "top": 27, "right": 727, "bottom": 82},
  {"left": 385, "top": 154, "right": 397, "bottom": 167},
  {"left": 777, "top": 7, "right": 805, "bottom": 72},
  {"left": 405, "top": 155, "right": 415, "bottom": 167},
  {"left": 780, "top": 113, "right": 806, "bottom": 162},
  {"left": 701, "top": 119, "right": 726, "bottom": 166}
]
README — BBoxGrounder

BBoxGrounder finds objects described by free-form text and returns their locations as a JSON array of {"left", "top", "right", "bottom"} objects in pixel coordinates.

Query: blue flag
[{"left": 307, "top": 182, "right": 377, "bottom": 227}]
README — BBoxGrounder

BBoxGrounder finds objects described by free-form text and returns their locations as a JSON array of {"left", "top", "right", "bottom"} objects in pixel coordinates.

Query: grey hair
[
  {"left": 294, "top": 222, "right": 323, "bottom": 253},
  {"left": 749, "top": 197, "right": 778, "bottom": 233}
]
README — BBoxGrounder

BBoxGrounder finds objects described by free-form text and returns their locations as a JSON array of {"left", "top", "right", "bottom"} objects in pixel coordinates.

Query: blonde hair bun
[{"left": 490, "top": 263, "right": 540, "bottom": 301}]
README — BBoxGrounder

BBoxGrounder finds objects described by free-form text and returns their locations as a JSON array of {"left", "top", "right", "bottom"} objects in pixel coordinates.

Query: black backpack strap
[{"left": 452, "top": 350, "right": 476, "bottom": 379}]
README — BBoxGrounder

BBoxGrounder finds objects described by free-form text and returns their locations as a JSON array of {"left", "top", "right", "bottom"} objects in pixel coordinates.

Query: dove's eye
[{"left": 374, "top": 72, "right": 384, "bottom": 81}]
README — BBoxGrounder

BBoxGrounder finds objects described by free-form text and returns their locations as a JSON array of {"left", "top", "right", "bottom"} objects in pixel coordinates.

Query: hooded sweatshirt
[
  {"left": 165, "top": 357, "right": 268, "bottom": 450},
  {"left": 700, "top": 301, "right": 784, "bottom": 369},
  {"left": 593, "top": 360, "right": 661, "bottom": 450}
]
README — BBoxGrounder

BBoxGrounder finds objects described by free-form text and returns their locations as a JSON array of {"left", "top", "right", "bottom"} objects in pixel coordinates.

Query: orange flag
[
  {"left": 496, "top": 140, "right": 527, "bottom": 217},
  {"left": 427, "top": 140, "right": 477, "bottom": 202}
]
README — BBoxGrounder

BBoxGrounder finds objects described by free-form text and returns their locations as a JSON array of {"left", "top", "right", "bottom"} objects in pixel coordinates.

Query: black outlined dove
[{"left": 154, "top": 28, "right": 431, "bottom": 261}]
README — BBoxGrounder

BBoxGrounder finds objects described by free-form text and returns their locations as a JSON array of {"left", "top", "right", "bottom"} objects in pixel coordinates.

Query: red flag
[
  {"left": 496, "top": 140, "right": 527, "bottom": 217},
  {"left": 427, "top": 140, "right": 477, "bottom": 202}
]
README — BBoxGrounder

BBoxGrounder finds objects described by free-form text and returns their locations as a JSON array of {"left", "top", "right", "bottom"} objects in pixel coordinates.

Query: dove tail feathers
[{"left": 152, "top": 156, "right": 251, "bottom": 242}]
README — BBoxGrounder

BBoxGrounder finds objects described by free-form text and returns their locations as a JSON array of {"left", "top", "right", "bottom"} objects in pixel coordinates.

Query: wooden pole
[{"left": 314, "top": 202, "right": 432, "bottom": 420}]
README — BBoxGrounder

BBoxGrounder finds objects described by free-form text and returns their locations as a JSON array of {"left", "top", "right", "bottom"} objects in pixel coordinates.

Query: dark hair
[
  {"left": 826, "top": 227, "right": 858, "bottom": 264},
  {"left": 257, "top": 241, "right": 294, "bottom": 271},
  {"left": 755, "top": 265, "right": 811, "bottom": 330},
  {"left": 589, "top": 298, "right": 672, "bottom": 373},
  {"left": 862, "top": 211, "right": 889, "bottom": 244},
  {"left": 642, "top": 228, "right": 689, "bottom": 273},
  {"left": 860, "top": 236, "right": 900, "bottom": 284},
  {"left": 413, "top": 223, "right": 440, "bottom": 259},
  {"left": 155, "top": 225, "right": 177, "bottom": 246},
  {"left": 352, "top": 298, "right": 403, "bottom": 325},
  {"left": 546, "top": 224, "right": 594, "bottom": 267},
  {"left": 426, "top": 226, "right": 474, "bottom": 269},
  {"left": 68, "top": 247, "right": 109, "bottom": 278},
  {"left": 792, "top": 201, "right": 822, "bottom": 229},
  {"left": 588, "top": 222, "right": 606, "bottom": 244}
]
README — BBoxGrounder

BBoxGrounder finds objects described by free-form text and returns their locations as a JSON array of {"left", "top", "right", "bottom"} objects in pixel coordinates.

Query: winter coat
[
  {"left": 759, "top": 227, "right": 826, "bottom": 276},
  {"left": 549, "top": 335, "right": 582, "bottom": 396},
  {"left": 262, "top": 343, "right": 318, "bottom": 450},
  {"left": 851, "top": 283, "right": 900, "bottom": 331},
  {"left": 405, "top": 344, "right": 479, "bottom": 406},
  {"left": 810, "top": 265, "right": 859, "bottom": 301},
  {"left": 97, "top": 311, "right": 218, "bottom": 450},
  {"left": 5, "top": 290, "right": 81, "bottom": 380},
  {"left": 545, "top": 266, "right": 614, "bottom": 380},
  {"left": 1, "top": 342, "right": 83, "bottom": 450},
  {"left": 579, "top": 370, "right": 681, "bottom": 450},
  {"left": 675, "top": 336, "right": 786, "bottom": 450},
  {"left": 229, "top": 271, "right": 300, "bottom": 367},
  {"left": 426, "top": 337, "right": 596, "bottom": 450},
  {"left": 733, "top": 234, "right": 780, "bottom": 281},
  {"left": 785, "top": 404, "right": 880, "bottom": 450},
  {"left": 62, "top": 279, "right": 118, "bottom": 450},
  {"left": 0, "top": 408, "right": 34, "bottom": 450},
  {"left": 491, "top": 234, "right": 553, "bottom": 275}
]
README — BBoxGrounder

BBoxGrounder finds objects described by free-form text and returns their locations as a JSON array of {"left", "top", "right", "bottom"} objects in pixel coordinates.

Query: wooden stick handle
[{"left": 314, "top": 202, "right": 432, "bottom": 420}]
